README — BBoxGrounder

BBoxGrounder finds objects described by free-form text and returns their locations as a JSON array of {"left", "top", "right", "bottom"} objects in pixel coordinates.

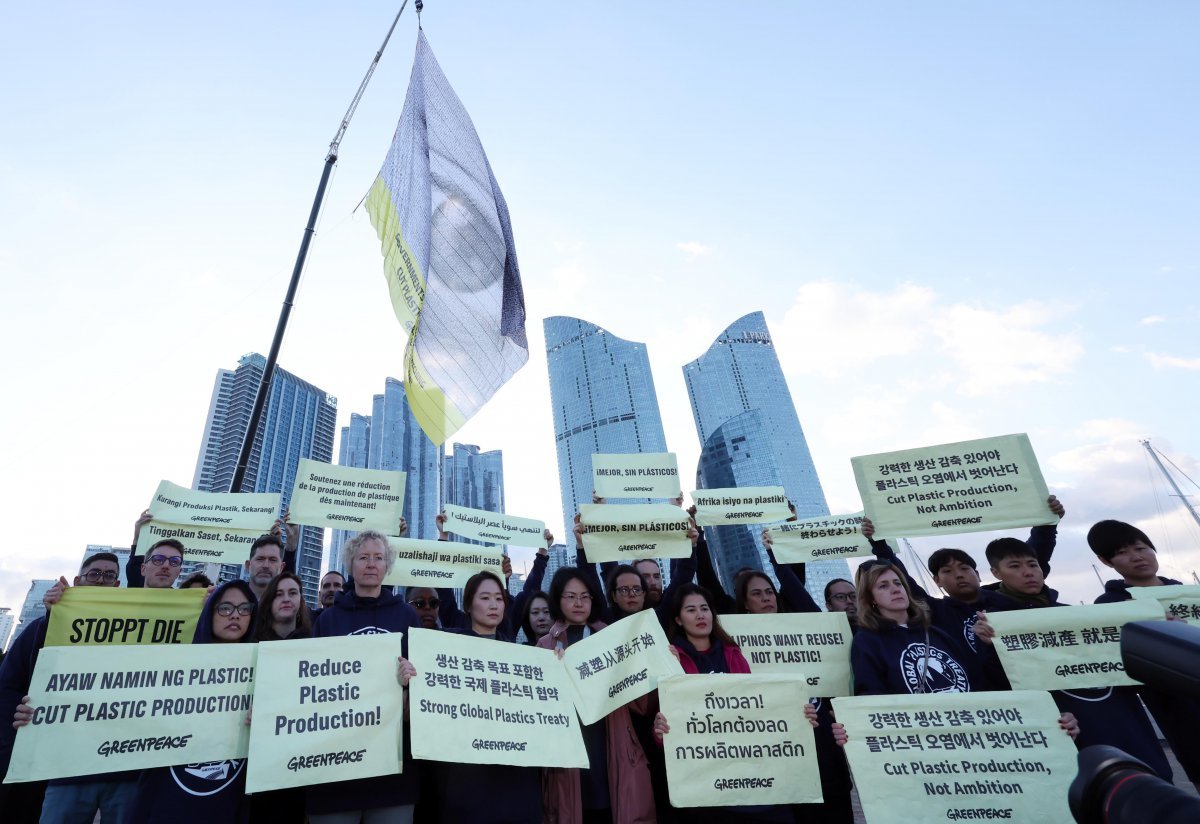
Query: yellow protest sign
[
  {"left": 5, "top": 643, "right": 255, "bottom": 783},
  {"left": 561, "top": 609, "right": 682, "bottom": 725},
  {"left": 45, "top": 587, "right": 207, "bottom": 647},
  {"left": 660, "top": 674, "right": 821, "bottom": 807},
  {"left": 592, "top": 452, "right": 681, "bottom": 499},
  {"left": 245, "top": 634, "right": 407, "bottom": 792},
  {"left": 382, "top": 537, "right": 505, "bottom": 589},
  {"left": 442, "top": 504, "right": 546, "bottom": 548},
  {"left": 718, "top": 613, "right": 854, "bottom": 696},
  {"left": 851, "top": 434, "right": 1056, "bottom": 538},
  {"left": 833, "top": 691, "right": 1076, "bottom": 824},
  {"left": 408, "top": 629, "right": 588, "bottom": 768},
  {"left": 578, "top": 503, "right": 691, "bottom": 563},
  {"left": 148, "top": 479, "right": 279, "bottom": 530},
  {"left": 690, "top": 486, "right": 791, "bottom": 527},
  {"left": 287, "top": 458, "right": 406, "bottom": 533},
  {"left": 1130, "top": 584, "right": 1200, "bottom": 622},
  {"left": 987, "top": 600, "right": 1165, "bottom": 690},
  {"left": 767, "top": 512, "right": 876, "bottom": 564},
  {"left": 138, "top": 519, "right": 264, "bottom": 565}
]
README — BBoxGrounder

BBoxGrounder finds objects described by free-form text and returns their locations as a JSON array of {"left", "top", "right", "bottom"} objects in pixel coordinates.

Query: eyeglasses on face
[
  {"left": 82, "top": 569, "right": 119, "bottom": 583},
  {"left": 215, "top": 602, "right": 255, "bottom": 617},
  {"left": 829, "top": 592, "right": 855, "bottom": 603},
  {"left": 562, "top": 592, "right": 593, "bottom": 603},
  {"left": 148, "top": 554, "right": 183, "bottom": 567},
  {"left": 615, "top": 586, "right": 644, "bottom": 597},
  {"left": 408, "top": 598, "right": 440, "bottom": 609}
]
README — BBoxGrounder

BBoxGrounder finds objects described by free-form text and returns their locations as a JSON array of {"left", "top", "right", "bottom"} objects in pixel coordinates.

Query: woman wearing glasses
[
  {"left": 538, "top": 567, "right": 656, "bottom": 824},
  {"left": 604, "top": 565, "right": 647, "bottom": 621},
  {"left": 127, "top": 580, "right": 257, "bottom": 823}
]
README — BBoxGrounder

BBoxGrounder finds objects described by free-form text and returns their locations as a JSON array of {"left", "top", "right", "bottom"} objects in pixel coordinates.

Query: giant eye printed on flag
[{"left": 366, "top": 31, "right": 528, "bottom": 447}]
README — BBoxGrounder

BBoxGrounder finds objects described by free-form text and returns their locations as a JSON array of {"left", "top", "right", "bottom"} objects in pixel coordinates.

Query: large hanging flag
[{"left": 366, "top": 31, "right": 528, "bottom": 446}]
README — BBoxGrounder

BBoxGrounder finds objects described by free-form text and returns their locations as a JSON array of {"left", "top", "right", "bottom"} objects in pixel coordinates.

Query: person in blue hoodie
[
  {"left": 425, "top": 569, "right": 543, "bottom": 823},
  {"left": 310, "top": 529, "right": 422, "bottom": 824},
  {"left": 1086, "top": 519, "right": 1200, "bottom": 790},
  {"left": 127, "top": 579, "right": 258, "bottom": 824}
]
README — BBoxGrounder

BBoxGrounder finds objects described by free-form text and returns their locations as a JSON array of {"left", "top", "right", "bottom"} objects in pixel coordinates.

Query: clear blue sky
[{"left": 1, "top": 2, "right": 1197, "bottom": 613}]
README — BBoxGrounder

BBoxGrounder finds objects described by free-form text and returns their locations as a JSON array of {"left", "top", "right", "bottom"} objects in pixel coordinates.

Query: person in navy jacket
[{"left": 309, "top": 530, "right": 422, "bottom": 824}]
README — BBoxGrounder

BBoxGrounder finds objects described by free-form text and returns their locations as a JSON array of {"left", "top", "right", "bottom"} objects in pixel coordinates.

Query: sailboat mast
[{"left": 1140, "top": 439, "right": 1200, "bottom": 532}]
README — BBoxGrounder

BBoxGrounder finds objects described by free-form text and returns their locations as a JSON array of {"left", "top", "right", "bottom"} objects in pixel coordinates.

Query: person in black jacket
[
  {"left": 427, "top": 571, "right": 543, "bottom": 823},
  {"left": 127, "top": 579, "right": 258, "bottom": 824},
  {"left": 310, "top": 530, "right": 421, "bottom": 823},
  {"left": 1, "top": 551, "right": 127, "bottom": 824},
  {"left": 1087, "top": 518, "right": 1200, "bottom": 791},
  {"left": 977, "top": 536, "right": 1173, "bottom": 782}
]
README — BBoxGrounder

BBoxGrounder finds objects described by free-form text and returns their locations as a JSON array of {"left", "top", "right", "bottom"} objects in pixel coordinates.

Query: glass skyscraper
[
  {"left": 544, "top": 316, "right": 670, "bottom": 544},
  {"left": 191, "top": 352, "right": 337, "bottom": 605},
  {"left": 683, "top": 312, "right": 849, "bottom": 599},
  {"left": 330, "top": 377, "right": 444, "bottom": 571},
  {"left": 442, "top": 444, "right": 505, "bottom": 516}
]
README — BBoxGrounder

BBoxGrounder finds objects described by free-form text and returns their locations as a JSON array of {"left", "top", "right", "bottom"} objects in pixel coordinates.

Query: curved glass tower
[
  {"left": 683, "top": 312, "right": 850, "bottom": 599},
  {"left": 544, "top": 316, "right": 669, "bottom": 543}
]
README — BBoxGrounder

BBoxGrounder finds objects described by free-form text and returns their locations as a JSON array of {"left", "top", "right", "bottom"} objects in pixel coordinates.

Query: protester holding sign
[
  {"left": 537, "top": 567, "right": 656, "bottom": 824},
  {"left": 756, "top": 527, "right": 857, "bottom": 824},
  {"left": 127, "top": 579, "right": 257, "bottom": 824},
  {"left": 1087, "top": 518, "right": 1200, "bottom": 789},
  {"left": 0, "top": 552, "right": 124, "bottom": 824},
  {"left": 973, "top": 537, "right": 1174, "bottom": 782},
  {"left": 858, "top": 495, "right": 1064, "bottom": 658},
  {"left": 851, "top": 561, "right": 982, "bottom": 696},
  {"left": 309, "top": 530, "right": 422, "bottom": 822},
  {"left": 571, "top": 502, "right": 699, "bottom": 626},
  {"left": 247, "top": 571, "right": 312, "bottom": 821},
  {"left": 433, "top": 512, "right": 554, "bottom": 639},
  {"left": 653, "top": 584, "right": 819, "bottom": 822},
  {"left": 423, "top": 570, "right": 544, "bottom": 822}
]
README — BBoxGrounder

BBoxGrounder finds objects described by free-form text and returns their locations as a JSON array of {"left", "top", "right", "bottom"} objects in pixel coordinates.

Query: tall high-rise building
[
  {"left": 544, "top": 316, "right": 670, "bottom": 543},
  {"left": 683, "top": 312, "right": 849, "bottom": 598},
  {"left": 0, "top": 608, "right": 16, "bottom": 653},
  {"left": 442, "top": 444, "right": 504, "bottom": 515},
  {"left": 330, "top": 378, "right": 444, "bottom": 573},
  {"left": 14, "top": 580, "right": 55, "bottom": 641},
  {"left": 192, "top": 353, "right": 337, "bottom": 604}
]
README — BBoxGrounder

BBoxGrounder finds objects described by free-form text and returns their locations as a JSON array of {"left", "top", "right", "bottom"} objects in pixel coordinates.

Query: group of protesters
[{"left": 1, "top": 493, "right": 1197, "bottom": 824}]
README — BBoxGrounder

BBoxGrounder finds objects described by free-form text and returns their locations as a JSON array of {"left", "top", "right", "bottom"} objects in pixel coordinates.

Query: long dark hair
[
  {"left": 547, "top": 567, "right": 604, "bottom": 624},
  {"left": 255, "top": 571, "right": 313, "bottom": 641},
  {"left": 463, "top": 570, "right": 508, "bottom": 621},
  {"left": 667, "top": 583, "right": 735, "bottom": 647},
  {"left": 733, "top": 568, "right": 776, "bottom": 614},
  {"left": 520, "top": 591, "right": 551, "bottom": 643}
]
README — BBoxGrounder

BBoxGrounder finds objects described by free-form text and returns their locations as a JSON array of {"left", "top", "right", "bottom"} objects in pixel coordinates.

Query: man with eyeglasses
[
  {"left": 141, "top": 539, "right": 185, "bottom": 589},
  {"left": 0, "top": 552, "right": 135, "bottom": 823}
]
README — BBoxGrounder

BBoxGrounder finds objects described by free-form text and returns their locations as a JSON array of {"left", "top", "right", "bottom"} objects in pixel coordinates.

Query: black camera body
[{"left": 1069, "top": 620, "right": 1200, "bottom": 823}]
